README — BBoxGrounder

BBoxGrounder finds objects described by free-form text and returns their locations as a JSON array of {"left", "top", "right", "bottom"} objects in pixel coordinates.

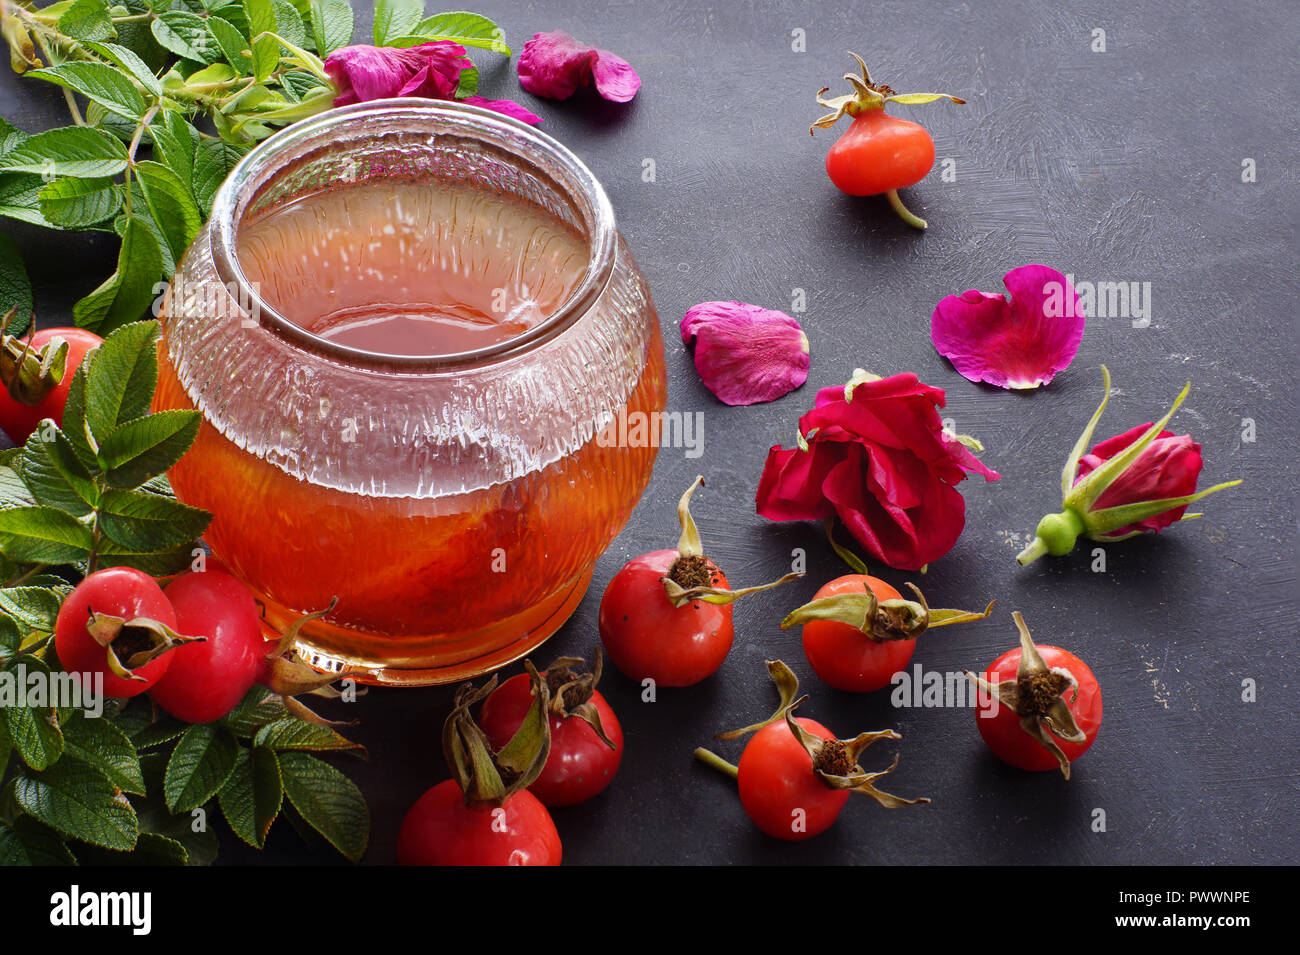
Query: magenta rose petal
[
  {"left": 325, "top": 42, "right": 472, "bottom": 106},
  {"left": 930, "top": 264, "right": 1084, "bottom": 390},
  {"left": 680, "top": 301, "right": 810, "bottom": 406},
  {"left": 518, "top": 30, "right": 640, "bottom": 102},
  {"left": 459, "top": 96, "right": 543, "bottom": 125}
]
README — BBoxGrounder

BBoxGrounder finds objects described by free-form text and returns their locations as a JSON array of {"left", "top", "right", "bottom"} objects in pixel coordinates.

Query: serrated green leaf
[
  {"left": 98, "top": 409, "right": 200, "bottom": 488},
  {"left": 148, "top": 111, "right": 200, "bottom": 189},
  {"left": 130, "top": 714, "right": 187, "bottom": 750},
  {"left": 0, "top": 506, "right": 94, "bottom": 563},
  {"left": 76, "top": 829, "right": 188, "bottom": 864},
  {"left": 373, "top": 0, "right": 423, "bottom": 44},
  {"left": 0, "top": 173, "right": 55, "bottom": 229},
  {"left": 84, "top": 320, "right": 158, "bottom": 440},
  {"left": 0, "top": 234, "right": 33, "bottom": 335},
  {"left": 134, "top": 160, "right": 201, "bottom": 265},
  {"left": 308, "top": 0, "right": 352, "bottom": 54},
  {"left": 19, "top": 425, "right": 99, "bottom": 515},
  {"left": 28, "top": 62, "right": 151, "bottom": 121},
  {"left": 0, "top": 817, "right": 78, "bottom": 865},
  {"left": 253, "top": 717, "right": 364, "bottom": 754},
  {"left": 37, "top": 176, "right": 122, "bottom": 228},
  {"left": 97, "top": 487, "right": 210, "bottom": 551},
  {"left": 3, "top": 658, "right": 64, "bottom": 771},
  {"left": 0, "top": 119, "right": 27, "bottom": 156},
  {"left": 217, "top": 745, "right": 281, "bottom": 847},
  {"left": 244, "top": 0, "right": 280, "bottom": 82},
  {"left": 0, "top": 463, "right": 37, "bottom": 509},
  {"left": 62, "top": 712, "right": 146, "bottom": 795},
  {"left": 192, "top": 133, "right": 246, "bottom": 215},
  {"left": 152, "top": 10, "right": 223, "bottom": 63},
  {"left": 164, "top": 724, "right": 239, "bottom": 813},
  {"left": 83, "top": 41, "right": 164, "bottom": 97},
  {"left": 0, "top": 586, "right": 66, "bottom": 632},
  {"left": 134, "top": 752, "right": 218, "bottom": 864},
  {"left": 94, "top": 542, "right": 197, "bottom": 575},
  {"left": 14, "top": 758, "right": 137, "bottom": 850},
  {"left": 0, "top": 126, "right": 129, "bottom": 179},
  {"left": 58, "top": 0, "right": 115, "bottom": 42},
  {"left": 278, "top": 751, "right": 368, "bottom": 861},
  {"left": 271, "top": 0, "right": 308, "bottom": 48},
  {"left": 72, "top": 217, "right": 163, "bottom": 334},
  {"left": 59, "top": 363, "right": 98, "bottom": 469},
  {"left": 411, "top": 10, "right": 507, "bottom": 54},
  {"left": 206, "top": 15, "right": 252, "bottom": 71}
]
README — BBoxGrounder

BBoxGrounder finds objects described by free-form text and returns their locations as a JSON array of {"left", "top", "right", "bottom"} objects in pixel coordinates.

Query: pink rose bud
[
  {"left": 680, "top": 301, "right": 809, "bottom": 406},
  {"left": 1017, "top": 366, "right": 1242, "bottom": 566}
]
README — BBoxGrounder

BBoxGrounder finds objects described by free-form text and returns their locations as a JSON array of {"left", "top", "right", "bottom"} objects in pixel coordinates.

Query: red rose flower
[
  {"left": 1075, "top": 424, "right": 1202, "bottom": 534},
  {"left": 756, "top": 371, "right": 999, "bottom": 570}
]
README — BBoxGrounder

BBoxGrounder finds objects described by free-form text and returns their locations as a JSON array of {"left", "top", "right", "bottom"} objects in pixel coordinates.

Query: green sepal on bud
[
  {"left": 443, "top": 661, "right": 552, "bottom": 807},
  {"left": 1017, "top": 366, "right": 1242, "bottom": 566}
]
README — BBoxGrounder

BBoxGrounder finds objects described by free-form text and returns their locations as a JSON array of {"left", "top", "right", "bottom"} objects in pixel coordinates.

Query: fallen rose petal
[
  {"left": 518, "top": 30, "right": 641, "bottom": 102},
  {"left": 680, "top": 301, "right": 809, "bottom": 406},
  {"left": 930, "top": 264, "right": 1084, "bottom": 390},
  {"left": 459, "top": 95, "right": 543, "bottom": 125}
]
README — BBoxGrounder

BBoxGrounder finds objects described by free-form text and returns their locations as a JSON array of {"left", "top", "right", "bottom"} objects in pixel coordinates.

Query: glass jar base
[{"left": 255, "top": 569, "right": 594, "bottom": 687}]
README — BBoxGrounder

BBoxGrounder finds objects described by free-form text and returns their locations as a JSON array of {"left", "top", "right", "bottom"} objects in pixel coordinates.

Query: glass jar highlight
[{"left": 153, "top": 100, "right": 666, "bottom": 685}]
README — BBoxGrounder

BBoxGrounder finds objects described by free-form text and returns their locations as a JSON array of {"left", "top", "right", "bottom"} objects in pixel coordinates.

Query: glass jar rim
[{"left": 208, "top": 98, "right": 617, "bottom": 371}]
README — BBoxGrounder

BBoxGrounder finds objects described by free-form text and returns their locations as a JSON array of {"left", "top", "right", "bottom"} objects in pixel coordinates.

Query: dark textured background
[{"left": 2, "top": 1, "right": 1296, "bottom": 865}]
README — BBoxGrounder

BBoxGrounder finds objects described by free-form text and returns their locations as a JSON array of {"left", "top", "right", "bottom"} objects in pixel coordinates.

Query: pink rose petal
[
  {"left": 326, "top": 42, "right": 470, "bottom": 106},
  {"left": 680, "top": 301, "right": 810, "bottom": 406},
  {"left": 518, "top": 30, "right": 640, "bottom": 103},
  {"left": 459, "top": 95, "right": 543, "bottom": 125},
  {"left": 930, "top": 264, "right": 1084, "bottom": 389}
]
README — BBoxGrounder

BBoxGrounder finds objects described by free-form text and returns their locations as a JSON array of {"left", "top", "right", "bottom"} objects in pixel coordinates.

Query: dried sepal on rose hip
[
  {"left": 812, "top": 53, "right": 965, "bottom": 229},
  {"left": 695, "top": 660, "right": 928, "bottom": 841},
  {"left": 599, "top": 477, "right": 802, "bottom": 687},
  {"left": 966, "top": 612, "right": 1102, "bottom": 780},
  {"left": 1017, "top": 366, "right": 1242, "bottom": 566},
  {"left": 779, "top": 521, "right": 993, "bottom": 692},
  {"left": 398, "top": 663, "right": 562, "bottom": 866},
  {"left": 0, "top": 306, "right": 70, "bottom": 405}
]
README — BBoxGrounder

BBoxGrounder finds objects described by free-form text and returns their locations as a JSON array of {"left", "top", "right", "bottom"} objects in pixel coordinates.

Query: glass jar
[{"left": 153, "top": 100, "right": 666, "bottom": 686}]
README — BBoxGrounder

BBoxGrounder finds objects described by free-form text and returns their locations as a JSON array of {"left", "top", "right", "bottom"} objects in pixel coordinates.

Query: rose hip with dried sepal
[
  {"left": 397, "top": 663, "right": 561, "bottom": 866},
  {"left": 598, "top": 476, "right": 802, "bottom": 687},
  {"left": 695, "top": 661, "right": 929, "bottom": 841},
  {"left": 966, "top": 612, "right": 1102, "bottom": 779}
]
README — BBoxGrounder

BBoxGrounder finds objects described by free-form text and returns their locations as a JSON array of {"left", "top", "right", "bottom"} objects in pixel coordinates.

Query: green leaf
[
  {"left": 271, "top": 0, "right": 308, "bottom": 48},
  {"left": 0, "top": 506, "right": 94, "bottom": 563},
  {"left": 72, "top": 217, "right": 163, "bottom": 334},
  {"left": 131, "top": 715, "right": 187, "bottom": 750},
  {"left": 62, "top": 712, "right": 146, "bottom": 795},
  {"left": 278, "top": 751, "right": 368, "bottom": 862},
  {"left": 0, "top": 126, "right": 129, "bottom": 179},
  {"left": 152, "top": 10, "right": 223, "bottom": 64},
  {"left": 0, "top": 817, "right": 77, "bottom": 865},
  {"left": 217, "top": 745, "right": 282, "bottom": 847},
  {"left": 254, "top": 717, "right": 364, "bottom": 754},
  {"left": 83, "top": 41, "right": 164, "bottom": 97},
  {"left": 84, "top": 319, "right": 158, "bottom": 440},
  {"left": 37, "top": 176, "right": 122, "bottom": 228},
  {"left": 99, "top": 409, "right": 201, "bottom": 487},
  {"left": 0, "top": 173, "right": 54, "bottom": 229},
  {"left": 206, "top": 15, "right": 253, "bottom": 71},
  {"left": 134, "top": 160, "right": 201, "bottom": 265},
  {"left": 134, "top": 752, "right": 219, "bottom": 864},
  {"left": 59, "top": 363, "right": 98, "bottom": 468},
  {"left": 14, "top": 758, "right": 138, "bottom": 850},
  {"left": 58, "top": 0, "right": 115, "bottom": 42},
  {"left": 19, "top": 426, "right": 99, "bottom": 515},
  {"left": 374, "top": 0, "right": 424, "bottom": 44},
  {"left": 3, "top": 658, "right": 64, "bottom": 771},
  {"left": 192, "top": 137, "right": 246, "bottom": 215},
  {"left": 0, "top": 463, "right": 38, "bottom": 509},
  {"left": 120, "top": 183, "right": 176, "bottom": 276},
  {"left": 308, "top": 0, "right": 352, "bottom": 54},
  {"left": 0, "top": 585, "right": 66, "bottom": 632},
  {"left": 97, "top": 487, "right": 211, "bottom": 551},
  {"left": 411, "top": 10, "right": 507, "bottom": 54},
  {"left": 28, "top": 62, "right": 151, "bottom": 121},
  {"left": 164, "top": 724, "right": 239, "bottom": 813},
  {"left": 221, "top": 686, "right": 284, "bottom": 737},
  {"left": 94, "top": 542, "right": 197, "bottom": 575},
  {"left": 76, "top": 829, "right": 188, "bottom": 864},
  {"left": 0, "top": 119, "right": 27, "bottom": 156},
  {"left": 0, "top": 234, "right": 33, "bottom": 335},
  {"left": 148, "top": 110, "right": 200, "bottom": 188},
  {"left": 244, "top": 0, "right": 280, "bottom": 82}
]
